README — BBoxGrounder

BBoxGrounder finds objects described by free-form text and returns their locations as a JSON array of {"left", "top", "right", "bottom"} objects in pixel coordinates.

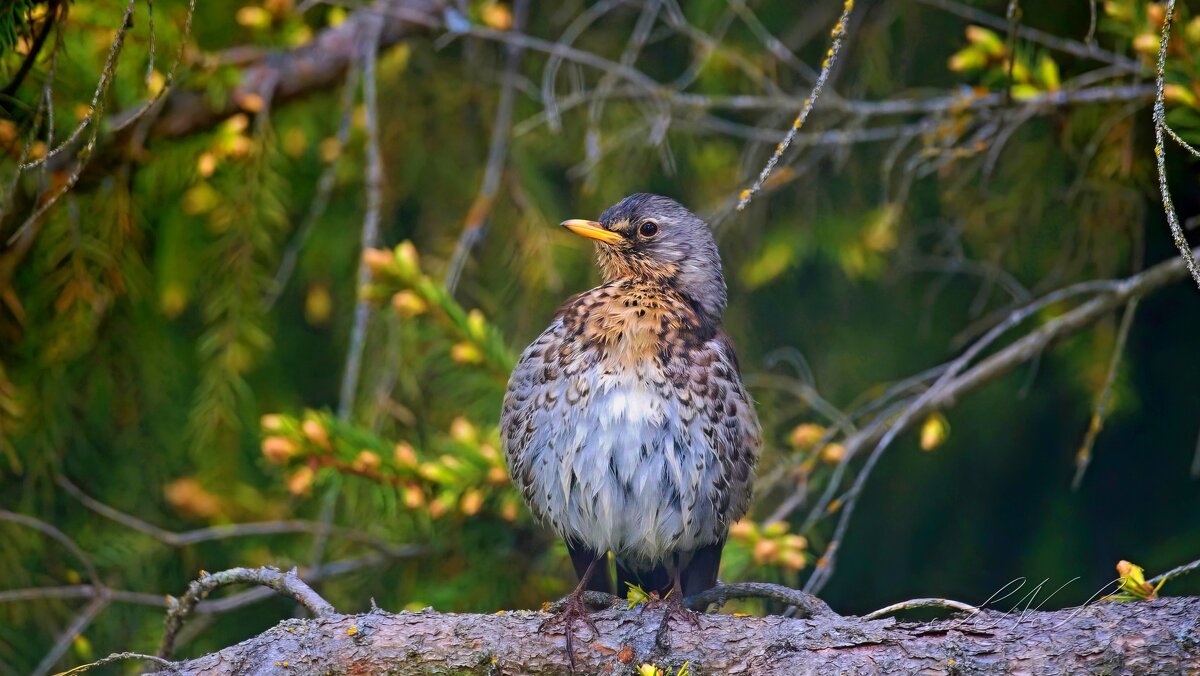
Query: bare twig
[
  {"left": 1149, "top": 557, "right": 1200, "bottom": 586},
  {"left": 1071, "top": 297, "right": 1139, "bottom": 490},
  {"left": 736, "top": 0, "right": 856, "bottom": 211},
  {"left": 56, "top": 652, "right": 174, "bottom": 676},
  {"left": 443, "top": 0, "right": 530, "bottom": 295},
  {"left": 686, "top": 582, "right": 836, "bottom": 618},
  {"left": 1151, "top": 0, "right": 1200, "bottom": 291},
  {"left": 158, "top": 566, "right": 336, "bottom": 659},
  {"left": 861, "top": 597, "right": 980, "bottom": 621}
]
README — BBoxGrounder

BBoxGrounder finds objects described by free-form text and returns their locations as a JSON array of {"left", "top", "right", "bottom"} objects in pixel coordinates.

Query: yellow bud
[
  {"left": 460, "top": 489, "right": 484, "bottom": 516},
  {"left": 390, "top": 291, "right": 427, "bottom": 318},
  {"left": 393, "top": 241, "right": 421, "bottom": 279},
  {"left": 352, "top": 450, "right": 381, "bottom": 473},
  {"left": 778, "top": 549, "right": 807, "bottom": 571},
  {"left": 487, "top": 466, "right": 509, "bottom": 485},
  {"left": 781, "top": 534, "right": 808, "bottom": 551},
  {"left": 262, "top": 436, "right": 299, "bottom": 464},
  {"left": 403, "top": 483, "right": 425, "bottom": 509},
  {"left": 449, "top": 417, "right": 477, "bottom": 444},
  {"left": 478, "top": 443, "right": 499, "bottom": 461},
  {"left": 501, "top": 500, "right": 519, "bottom": 522},
  {"left": 466, "top": 309, "right": 488, "bottom": 340},
  {"left": 728, "top": 520, "right": 756, "bottom": 540},
  {"left": 1146, "top": 3, "right": 1166, "bottom": 28},
  {"left": 965, "top": 26, "right": 1004, "bottom": 57},
  {"left": 236, "top": 6, "right": 272, "bottom": 27},
  {"left": 394, "top": 442, "right": 418, "bottom": 468},
  {"left": 481, "top": 3, "right": 513, "bottom": 30},
  {"left": 261, "top": 414, "right": 286, "bottom": 432},
  {"left": 919, "top": 413, "right": 950, "bottom": 451},
  {"left": 318, "top": 137, "right": 341, "bottom": 162},
  {"left": 362, "top": 248, "right": 396, "bottom": 279},
  {"left": 819, "top": 443, "right": 847, "bottom": 465},
  {"left": 428, "top": 497, "right": 448, "bottom": 519},
  {"left": 762, "top": 520, "right": 788, "bottom": 537},
  {"left": 789, "top": 423, "right": 826, "bottom": 449},
  {"left": 1164, "top": 83, "right": 1197, "bottom": 107},
  {"left": 305, "top": 284, "right": 333, "bottom": 326},
  {"left": 287, "top": 466, "right": 315, "bottom": 496},
  {"left": 196, "top": 152, "right": 218, "bottom": 177},
  {"left": 753, "top": 539, "right": 779, "bottom": 564},
  {"left": 302, "top": 419, "right": 332, "bottom": 450},
  {"left": 1133, "top": 33, "right": 1159, "bottom": 55},
  {"left": 450, "top": 342, "right": 484, "bottom": 364}
]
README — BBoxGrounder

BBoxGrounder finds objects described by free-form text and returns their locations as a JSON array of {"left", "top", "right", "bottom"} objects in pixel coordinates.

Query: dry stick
[
  {"left": 443, "top": 0, "right": 530, "bottom": 296},
  {"left": 685, "top": 582, "right": 836, "bottom": 619},
  {"left": 1152, "top": 0, "right": 1200, "bottom": 291},
  {"left": 538, "top": 0, "right": 627, "bottom": 132},
  {"left": 158, "top": 567, "right": 336, "bottom": 660},
  {"left": 55, "top": 652, "right": 173, "bottom": 676},
  {"left": 1071, "top": 297, "right": 1139, "bottom": 490},
  {"left": 736, "top": 0, "right": 855, "bottom": 211},
  {"left": 1149, "top": 557, "right": 1200, "bottom": 586},
  {"left": 802, "top": 249, "right": 1198, "bottom": 594},
  {"left": 313, "top": 9, "right": 387, "bottom": 589},
  {"left": 31, "top": 596, "right": 109, "bottom": 676},
  {"left": 861, "top": 597, "right": 980, "bottom": 621}
]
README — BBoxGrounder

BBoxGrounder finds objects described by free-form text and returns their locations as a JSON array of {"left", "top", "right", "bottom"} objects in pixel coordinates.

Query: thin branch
[
  {"left": 56, "top": 652, "right": 174, "bottom": 676},
  {"left": 685, "top": 582, "right": 836, "bottom": 618},
  {"left": 861, "top": 597, "right": 980, "bottom": 621},
  {"left": 443, "top": 0, "right": 530, "bottom": 296},
  {"left": 802, "top": 248, "right": 1199, "bottom": 594},
  {"left": 0, "top": 509, "right": 99, "bottom": 586},
  {"left": 32, "top": 596, "right": 109, "bottom": 676},
  {"left": 1071, "top": 297, "right": 1139, "bottom": 490},
  {"left": 158, "top": 566, "right": 336, "bottom": 659},
  {"left": 1151, "top": 0, "right": 1200, "bottom": 291},
  {"left": 736, "top": 0, "right": 856, "bottom": 211},
  {"left": 1149, "top": 557, "right": 1200, "bottom": 586}
]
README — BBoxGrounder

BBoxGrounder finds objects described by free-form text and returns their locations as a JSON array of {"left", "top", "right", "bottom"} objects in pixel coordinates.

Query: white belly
[{"left": 527, "top": 362, "right": 721, "bottom": 565}]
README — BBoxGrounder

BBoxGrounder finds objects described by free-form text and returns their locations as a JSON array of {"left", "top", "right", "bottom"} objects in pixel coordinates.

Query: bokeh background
[{"left": 2, "top": 0, "right": 1199, "bottom": 672}]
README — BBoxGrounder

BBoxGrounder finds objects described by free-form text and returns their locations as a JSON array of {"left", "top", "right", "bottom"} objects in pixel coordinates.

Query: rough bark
[{"left": 148, "top": 597, "right": 1200, "bottom": 675}]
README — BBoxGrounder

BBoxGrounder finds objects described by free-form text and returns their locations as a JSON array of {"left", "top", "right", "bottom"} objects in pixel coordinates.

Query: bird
[{"left": 500, "top": 193, "right": 762, "bottom": 658}]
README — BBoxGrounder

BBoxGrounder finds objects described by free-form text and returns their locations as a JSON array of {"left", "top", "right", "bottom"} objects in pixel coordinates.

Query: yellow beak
[{"left": 560, "top": 219, "right": 624, "bottom": 245}]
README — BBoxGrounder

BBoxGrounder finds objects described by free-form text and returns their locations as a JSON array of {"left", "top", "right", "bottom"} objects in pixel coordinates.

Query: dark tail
[{"left": 615, "top": 540, "right": 725, "bottom": 599}]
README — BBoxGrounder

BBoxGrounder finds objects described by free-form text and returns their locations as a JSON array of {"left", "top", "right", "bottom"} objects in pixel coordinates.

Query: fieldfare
[{"left": 501, "top": 193, "right": 763, "bottom": 656}]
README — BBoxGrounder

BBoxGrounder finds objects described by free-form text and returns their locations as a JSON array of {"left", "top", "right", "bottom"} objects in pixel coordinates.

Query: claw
[
  {"left": 654, "top": 588, "right": 701, "bottom": 649},
  {"left": 540, "top": 590, "right": 599, "bottom": 673}
]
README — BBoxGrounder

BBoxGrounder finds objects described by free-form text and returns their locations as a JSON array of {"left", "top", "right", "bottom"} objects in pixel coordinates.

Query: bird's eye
[{"left": 638, "top": 220, "right": 659, "bottom": 238}]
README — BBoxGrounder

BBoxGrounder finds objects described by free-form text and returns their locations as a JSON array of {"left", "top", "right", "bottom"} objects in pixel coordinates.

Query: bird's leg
[
  {"left": 654, "top": 571, "right": 701, "bottom": 649},
  {"left": 540, "top": 554, "right": 604, "bottom": 672}
]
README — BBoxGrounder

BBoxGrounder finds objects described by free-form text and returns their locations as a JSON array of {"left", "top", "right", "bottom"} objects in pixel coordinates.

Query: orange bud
[
  {"left": 487, "top": 466, "right": 509, "bottom": 485},
  {"left": 260, "top": 414, "right": 286, "bottom": 432},
  {"left": 460, "top": 489, "right": 484, "bottom": 516},
  {"left": 302, "top": 419, "right": 331, "bottom": 450},
  {"left": 819, "top": 443, "right": 847, "bottom": 464},
  {"left": 789, "top": 423, "right": 826, "bottom": 449},
  {"left": 394, "top": 442, "right": 418, "bottom": 468},
  {"left": 362, "top": 248, "right": 395, "bottom": 278},
  {"left": 262, "top": 436, "right": 299, "bottom": 464},
  {"left": 753, "top": 539, "right": 779, "bottom": 564},
  {"left": 287, "top": 466, "right": 315, "bottom": 496},
  {"left": 352, "top": 450, "right": 381, "bottom": 473}
]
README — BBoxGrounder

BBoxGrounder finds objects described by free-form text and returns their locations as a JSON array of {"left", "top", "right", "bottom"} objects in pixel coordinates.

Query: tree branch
[{"left": 135, "top": 596, "right": 1200, "bottom": 674}]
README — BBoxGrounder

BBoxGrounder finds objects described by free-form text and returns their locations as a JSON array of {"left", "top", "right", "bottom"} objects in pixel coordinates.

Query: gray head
[{"left": 560, "top": 193, "right": 727, "bottom": 321}]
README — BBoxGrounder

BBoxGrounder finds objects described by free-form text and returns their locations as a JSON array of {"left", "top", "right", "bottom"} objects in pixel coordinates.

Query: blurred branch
[
  {"left": 793, "top": 247, "right": 1199, "bottom": 593},
  {"left": 917, "top": 0, "right": 1141, "bottom": 72},
  {"left": 1071, "top": 297, "right": 1139, "bottom": 490},
  {"left": 444, "top": 0, "right": 530, "bottom": 296},
  {"left": 56, "top": 475, "right": 420, "bottom": 558}
]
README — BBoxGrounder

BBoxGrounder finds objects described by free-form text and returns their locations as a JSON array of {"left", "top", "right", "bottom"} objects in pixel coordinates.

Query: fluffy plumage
[{"left": 501, "top": 193, "right": 762, "bottom": 598}]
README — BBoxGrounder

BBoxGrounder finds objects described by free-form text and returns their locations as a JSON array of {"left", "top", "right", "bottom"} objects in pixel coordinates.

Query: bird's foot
[
  {"left": 653, "top": 590, "right": 701, "bottom": 649},
  {"left": 540, "top": 590, "right": 600, "bottom": 673}
]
